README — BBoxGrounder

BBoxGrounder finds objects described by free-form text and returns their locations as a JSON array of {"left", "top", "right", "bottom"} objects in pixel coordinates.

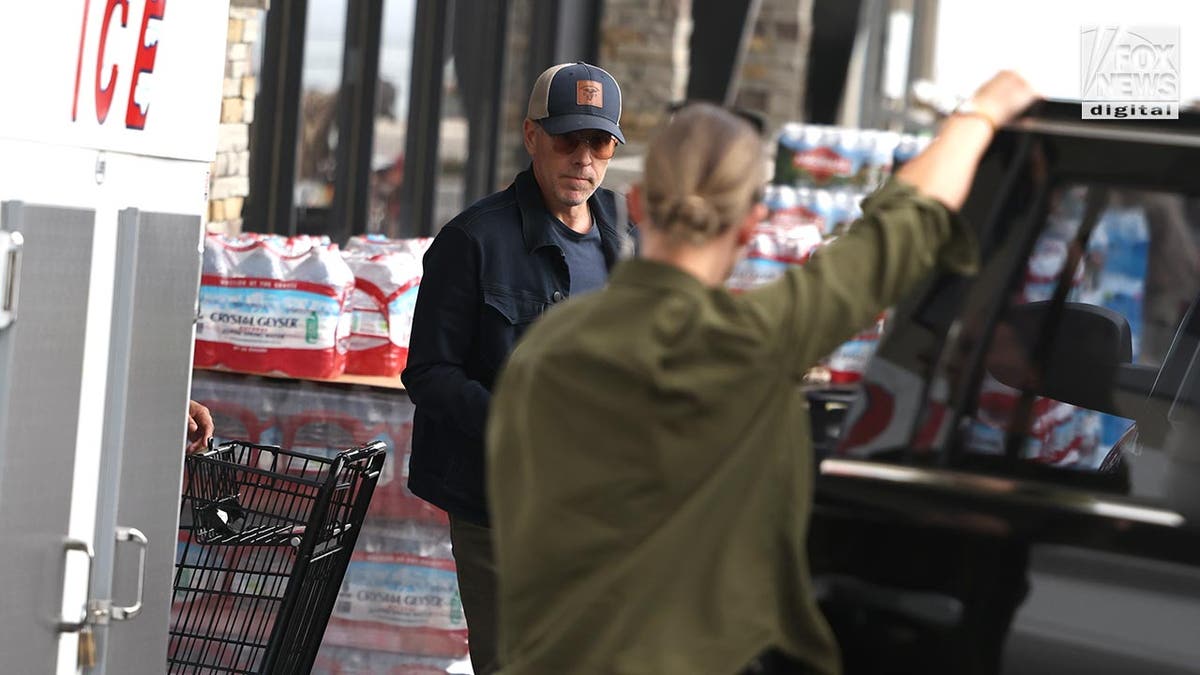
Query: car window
[{"left": 958, "top": 183, "right": 1200, "bottom": 492}]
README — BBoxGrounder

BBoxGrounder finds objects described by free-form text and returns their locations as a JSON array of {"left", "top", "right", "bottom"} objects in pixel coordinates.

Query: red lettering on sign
[
  {"left": 72, "top": 0, "right": 94, "bottom": 122},
  {"left": 95, "top": 0, "right": 129, "bottom": 125},
  {"left": 126, "top": 0, "right": 165, "bottom": 129},
  {"left": 73, "top": 0, "right": 170, "bottom": 130}
]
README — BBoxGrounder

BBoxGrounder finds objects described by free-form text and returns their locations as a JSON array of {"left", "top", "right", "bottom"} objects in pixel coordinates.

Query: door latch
[
  {"left": 88, "top": 527, "right": 149, "bottom": 625},
  {"left": 0, "top": 229, "right": 23, "bottom": 330}
]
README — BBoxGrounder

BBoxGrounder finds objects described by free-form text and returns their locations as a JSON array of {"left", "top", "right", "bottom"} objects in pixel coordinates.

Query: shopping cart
[{"left": 169, "top": 439, "right": 387, "bottom": 674}]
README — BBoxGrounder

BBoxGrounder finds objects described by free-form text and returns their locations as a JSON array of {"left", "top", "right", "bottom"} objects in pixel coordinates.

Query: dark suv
[{"left": 808, "top": 101, "right": 1200, "bottom": 675}]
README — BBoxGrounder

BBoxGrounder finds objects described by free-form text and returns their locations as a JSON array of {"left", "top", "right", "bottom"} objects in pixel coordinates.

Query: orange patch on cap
[{"left": 577, "top": 80, "right": 603, "bottom": 107}]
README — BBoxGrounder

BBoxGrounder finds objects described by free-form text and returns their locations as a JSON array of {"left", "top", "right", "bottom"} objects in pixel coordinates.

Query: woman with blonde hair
[{"left": 486, "top": 72, "right": 1038, "bottom": 674}]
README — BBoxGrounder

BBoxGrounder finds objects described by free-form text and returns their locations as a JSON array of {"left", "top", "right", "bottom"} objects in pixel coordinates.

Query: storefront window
[
  {"left": 295, "top": 0, "right": 349, "bottom": 214},
  {"left": 435, "top": 58, "right": 468, "bottom": 230},
  {"left": 367, "top": 0, "right": 417, "bottom": 234},
  {"left": 432, "top": 4, "right": 510, "bottom": 233},
  {"left": 245, "top": 0, "right": 506, "bottom": 239}
]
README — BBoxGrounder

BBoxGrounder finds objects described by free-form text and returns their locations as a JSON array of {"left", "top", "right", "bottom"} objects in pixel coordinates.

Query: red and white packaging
[
  {"left": 278, "top": 409, "right": 387, "bottom": 471},
  {"left": 322, "top": 552, "right": 469, "bottom": 658},
  {"left": 345, "top": 235, "right": 433, "bottom": 258},
  {"left": 313, "top": 645, "right": 463, "bottom": 675},
  {"left": 727, "top": 209, "right": 825, "bottom": 292},
  {"left": 974, "top": 376, "right": 1100, "bottom": 467},
  {"left": 343, "top": 250, "right": 424, "bottom": 378},
  {"left": 826, "top": 311, "right": 888, "bottom": 384},
  {"left": 366, "top": 414, "right": 448, "bottom": 525},
  {"left": 190, "top": 367, "right": 286, "bottom": 446},
  {"left": 273, "top": 403, "right": 442, "bottom": 523},
  {"left": 195, "top": 399, "right": 271, "bottom": 446},
  {"left": 196, "top": 234, "right": 355, "bottom": 379}
]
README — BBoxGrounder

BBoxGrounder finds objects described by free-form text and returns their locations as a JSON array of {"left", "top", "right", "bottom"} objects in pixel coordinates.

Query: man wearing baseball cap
[{"left": 402, "top": 61, "right": 635, "bottom": 675}]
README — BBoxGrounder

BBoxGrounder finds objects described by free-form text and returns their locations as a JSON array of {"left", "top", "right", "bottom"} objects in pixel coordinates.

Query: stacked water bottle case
[
  {"left": 728, "top": 123, "right": 933, "bottom": 383},
  {"left": 196, "top": 233, "right": 433, "bottom": 380}
]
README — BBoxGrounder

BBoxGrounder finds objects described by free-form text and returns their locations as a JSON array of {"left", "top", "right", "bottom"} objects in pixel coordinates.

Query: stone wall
[
  {"left": 733, "top": 0, "right": 813, "bottom": 137},
  {"left": 207, "top": 4, "right": 265, "bottom": 234},
  {"left": 598, "top": 0, "right": 692, "bottom": 150}
]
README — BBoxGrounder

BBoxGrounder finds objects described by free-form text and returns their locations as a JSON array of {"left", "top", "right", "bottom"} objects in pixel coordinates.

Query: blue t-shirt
[{"left": 550, "top": 217, "right": 607, "bottom": 296}]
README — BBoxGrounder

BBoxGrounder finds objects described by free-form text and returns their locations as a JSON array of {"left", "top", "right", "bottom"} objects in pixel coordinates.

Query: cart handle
[
  {"left": 337, "top": 439, "right": 388, "bottom": 464},
  {"left": 198, "top": 438, "right": 284, "bottom": 457}
]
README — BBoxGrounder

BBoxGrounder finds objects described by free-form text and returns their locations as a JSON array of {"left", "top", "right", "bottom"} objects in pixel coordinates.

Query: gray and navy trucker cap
[{"left": 527, "top": 62, "right": 625, "bottom": 143}]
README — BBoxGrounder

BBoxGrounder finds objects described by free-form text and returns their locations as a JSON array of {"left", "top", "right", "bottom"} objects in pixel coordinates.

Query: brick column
[
  {"left": 598, "top": 0, "right": 692, "bottom": 149},
  {"left": 208, "top": 3, "right": 266, "bottom": 234},
  {"left": 733, "top": 0, "right": 814, "bottom": 137}
]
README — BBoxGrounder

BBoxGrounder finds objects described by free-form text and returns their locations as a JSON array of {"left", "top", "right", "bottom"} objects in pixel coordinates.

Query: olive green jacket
[{"left": 486, "top": 179, "right": 979, "bottom": 675}]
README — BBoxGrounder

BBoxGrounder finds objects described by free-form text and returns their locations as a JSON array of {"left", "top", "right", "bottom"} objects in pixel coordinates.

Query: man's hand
[{"left": 187, "top": 400, "right": 214, "bottom": 453}]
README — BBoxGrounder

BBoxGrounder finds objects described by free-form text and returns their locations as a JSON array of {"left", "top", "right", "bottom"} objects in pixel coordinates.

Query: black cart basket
[{"left": 169, "top": 439, "right": 387, "bottom": 674}]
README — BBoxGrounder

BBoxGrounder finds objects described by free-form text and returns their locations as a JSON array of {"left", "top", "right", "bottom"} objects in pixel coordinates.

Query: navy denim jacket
[{"left": 402, "top": 168, "right": 636, "bottom": 525}]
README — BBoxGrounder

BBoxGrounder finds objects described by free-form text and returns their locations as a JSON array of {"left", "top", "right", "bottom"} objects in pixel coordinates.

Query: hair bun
[{"left": 670, "top": 194, "right": 717, "bottom": 234}]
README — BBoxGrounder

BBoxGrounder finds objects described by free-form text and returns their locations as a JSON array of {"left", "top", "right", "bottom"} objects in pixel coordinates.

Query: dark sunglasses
[
  {"left": 666, "top": 101, "right": 767, "bottom": 135},
  {"left": 538, "top": 122, "right": 618, "bottom": 159}
]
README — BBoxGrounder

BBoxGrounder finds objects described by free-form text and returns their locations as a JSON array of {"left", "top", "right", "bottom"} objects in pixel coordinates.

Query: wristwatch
[{"left": 953, "top": 98, "right": 1000, "bottom": 132}]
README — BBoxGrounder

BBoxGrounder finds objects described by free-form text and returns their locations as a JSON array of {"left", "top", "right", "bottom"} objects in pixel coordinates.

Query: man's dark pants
[{"left": 449, "top": 515, "right": 499, "bottom": 675}]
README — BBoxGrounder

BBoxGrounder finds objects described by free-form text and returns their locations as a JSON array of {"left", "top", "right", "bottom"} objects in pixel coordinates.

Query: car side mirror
[{"left": 988, "top": 301, "right": 1132, "bottom": 416}]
